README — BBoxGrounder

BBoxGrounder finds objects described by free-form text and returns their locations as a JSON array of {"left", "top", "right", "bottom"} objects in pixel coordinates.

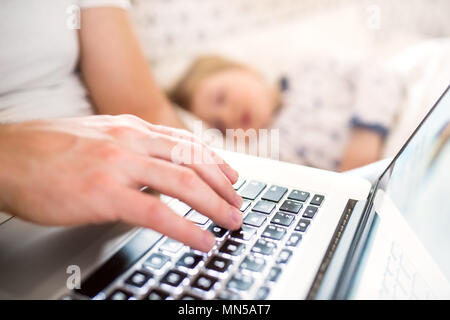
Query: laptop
[{"left": 0, "top": 85, "right": 448, "bottom": 300}]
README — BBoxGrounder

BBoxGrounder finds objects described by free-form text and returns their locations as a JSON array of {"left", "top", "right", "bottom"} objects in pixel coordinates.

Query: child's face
[{"left": 191, "top": 69, "right": 276, "bottom": 131}]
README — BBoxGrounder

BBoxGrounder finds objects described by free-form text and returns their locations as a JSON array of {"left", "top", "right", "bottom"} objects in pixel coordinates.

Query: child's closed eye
[{"left": 215, "top": 89, "right": 227, "bottom": 107}]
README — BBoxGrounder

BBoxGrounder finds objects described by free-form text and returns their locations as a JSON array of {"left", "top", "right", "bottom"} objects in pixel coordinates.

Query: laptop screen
[{"left": 349, "top": 85, "right": 450, "bottom": 299}]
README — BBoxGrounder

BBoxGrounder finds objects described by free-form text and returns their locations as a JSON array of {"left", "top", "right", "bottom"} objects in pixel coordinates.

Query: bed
[{"left": 129, "top": 0, "right": 450, "bottom": 161}]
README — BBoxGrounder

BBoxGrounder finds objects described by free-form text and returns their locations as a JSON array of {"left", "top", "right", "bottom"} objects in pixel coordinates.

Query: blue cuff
[
  {"left": 350, "top": 116, "right": 389, "bottom": 139},
  {"left": 278, "top": 76, "right": 289, "bottom": 92}
]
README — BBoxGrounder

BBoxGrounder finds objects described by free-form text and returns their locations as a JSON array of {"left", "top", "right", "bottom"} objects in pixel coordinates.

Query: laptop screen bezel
[
  {"left": 373, "top": 84, "right": 450, "bottom": 193},
  {"left": 331, "top": 84, "right": 450, "bottom": 299}
]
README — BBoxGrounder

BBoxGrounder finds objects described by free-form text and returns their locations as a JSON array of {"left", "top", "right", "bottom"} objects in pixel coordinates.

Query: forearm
[
  {"left": 79, "top": 7, "right": 185, "bottom": 128},
  {"left": 91, "top": 82, "right": 185, "bottom": 128},
  {"left": 339, "top": 128, "right": 384, "bottom": 172},
  {"left": 82, "top": 50, "right": 184, "bottom": 127}
]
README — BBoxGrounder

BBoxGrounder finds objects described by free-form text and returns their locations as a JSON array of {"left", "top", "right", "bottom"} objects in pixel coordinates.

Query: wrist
[
  {"left": 138, "top": 102, "right": 186, "bottom": 129},
  {"left": 350, "top": 127, "right": 384, "bottom": 147}
]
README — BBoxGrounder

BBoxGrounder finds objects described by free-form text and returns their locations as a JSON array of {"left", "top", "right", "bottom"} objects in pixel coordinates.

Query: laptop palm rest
[{"left": 0, "top": 217, "right": 141, "bottom": 299}]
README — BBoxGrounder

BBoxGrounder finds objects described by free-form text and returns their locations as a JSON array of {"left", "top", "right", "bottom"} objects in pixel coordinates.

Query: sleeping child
[{"left": 168, "top": 55, "right": 403, "bottom": 171}]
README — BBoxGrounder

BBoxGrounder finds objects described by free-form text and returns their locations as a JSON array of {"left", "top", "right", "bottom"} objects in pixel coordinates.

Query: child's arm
[
  {"left": 338, "top": 61, "right": 404, "bottom": 171},
  {"left": 338, "top": 127, "right": 383, "bottom": 172}
]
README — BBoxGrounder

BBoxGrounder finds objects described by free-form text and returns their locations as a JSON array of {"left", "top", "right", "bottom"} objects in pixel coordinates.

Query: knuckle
[
  {"left": 97, "top": 142, "right": 124, "bottom": 162},
  {"left": 179, "top": 129, "right": 194, "bottom": 138},
  {"left": 106, "top": 125, "right": 134, "bottom": 138},
  {"left": 178, "top": 168, "right": 198, "bottom": 189},
  {"left": 119, "top": 114, "right": 140, "bottom": 123},
  {"left": 173, "top": 128, "right": 195, "bottom": 141}
]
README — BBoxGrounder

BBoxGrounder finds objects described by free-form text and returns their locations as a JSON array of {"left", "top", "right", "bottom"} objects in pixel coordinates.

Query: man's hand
[
  {"left": 0, "top": 115, "right": 243, "bottom": 252},
  {"left": 338, "top": 128, "right": 383, "bottom": 172}
]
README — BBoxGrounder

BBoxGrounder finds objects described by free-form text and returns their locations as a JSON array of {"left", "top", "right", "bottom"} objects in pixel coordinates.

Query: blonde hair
[{"left": 168, "top": 55, "right": 254, "bottom": 109}]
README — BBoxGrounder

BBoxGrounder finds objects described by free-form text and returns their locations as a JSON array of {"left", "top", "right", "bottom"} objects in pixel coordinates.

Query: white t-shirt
[{"left": 0, "top": 0, "right": 129, "bottom": 123}]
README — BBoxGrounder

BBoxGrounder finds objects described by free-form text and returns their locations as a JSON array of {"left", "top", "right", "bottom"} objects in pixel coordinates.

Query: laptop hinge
[
  {"left": 309, "top": 180, "right": 379, "bottom": 299},
  {"left": 306, "top": 198, "right": 360, "bottom": 299},
  {"left": 331, "top": 199, "right": 376, "bottom": 299}
]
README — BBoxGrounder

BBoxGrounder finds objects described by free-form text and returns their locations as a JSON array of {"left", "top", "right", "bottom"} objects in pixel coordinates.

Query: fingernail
[
  {"left": 233, "top": 194, "right": 243, "bottom": 208},
  {"left": 202, "top": 231, "right": 216, "bottom": 252},
  {"left": 225, "top": 164, "right": 239, "bottom": 182},
  {"left": 231, "top": 169, "right": 239, "bottom": 182},
  {"left": 230, "top": 207, "right": 243, "bottom": 229}
]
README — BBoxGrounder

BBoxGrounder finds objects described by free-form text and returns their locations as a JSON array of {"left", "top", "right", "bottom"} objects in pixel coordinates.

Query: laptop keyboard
[
  {"left": 83, "top": 179, "right": 325, "bottom": 300},
  {"left": 379, "top": 242, "right": 434, "bottom": 300}
]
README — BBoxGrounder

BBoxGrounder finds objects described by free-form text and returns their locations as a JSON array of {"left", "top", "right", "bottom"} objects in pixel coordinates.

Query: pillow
[{"left": 383, "top": 38, "right": 450, "bottom": 157}]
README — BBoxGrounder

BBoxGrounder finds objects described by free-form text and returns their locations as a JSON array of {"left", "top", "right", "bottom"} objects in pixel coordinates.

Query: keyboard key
[
  {"left": 252, "top": 200, "right": 276, "bottom": 214},
  {"left": 295, "top": 219, "right": 311, "bottom": 232},
  {"left": 239, "top": 181, "right": 266, "bottom": 200},
  {"left": 233, "top": 177, "right": 246, "bottom": 190},
  {"left": 107, "top": 289, "right": 132, "bottom": 300},
  {"left": 219, "top": 239, "right": 245, "bottom": 256},
  {"left": 243, "top": 212, "right": 266, "bottom": 227},
  {"left": 207, "top": 223, "right": 228, "bottom": 238},
  {"left": 180, "top": 293, "right": 202, "bottom": 300},
  {"left": 230, "top": 225, "right": 257, "bottom": 241},
  {"left": 262, "top": 225, "right": 286, "bottom": 240},
  {"left": 206, "top": 255, "right": 232, "bottom": 273},
  {"left": 146, "top": 289, "right": 170, "bottom": 300},
  {"left": 192, "top": 273, "right": 218, "bottom": 292},
  {"left": 187, "top": 210, "right": 209, "bottom": 225},
  {"left": 262, "top": 185, "right": 288, "bottom": 202},
  {"left": 288, "top": 190, "right": 310, "bottom": 202},
  {"left": 266, "top": 267, "right": 282, "bottom": 282},
  {"left": 160, "top": 269, "right": 188, "bottom": 287},
  {"left": 303, "top": 206, "right": 318, "bottom": 219},
  {"left": 254, "top": 286, "right": 270, "bottom": 299},
  {"left": 217, "top": 290, "right": 241, "bottom": 300},
  {"left": 240, "top": 255, "right": 266, "bottom": 272},
  {"left": 168, "top": 200, "right": 191, "bottom": 216},
  {"left": 252, "top": 239, "right": 277, "bottom": 255},
  {"left": 227, "top": 273, "right": 254, "bottom": 291},
  {"left": 159, "top": 238, "right": 184, "bottom": 253},
  {"left": 271, "top": 212, "right": 294, "bottom": 226},
  {"left": 240, "top": 199, "right": 251, "bottom": 212},
  {"left": 277, "top": 249, "right": 293, "bottom": 264},
  {"left": 280, "top": 200, "right": 303, "bottom": 214},
  {"left": 286, "top": 233, "right": 302, "bottom": 247},
  {"left": 144, "top": 253, "right": 170, "bottom": 270},
  {"left": 125, "top": 270, "right": 153, "bottom": 288},
  {"left": 310, "top": 194, "right": 325, "bottom": 206},
  {"left": 176, "top": 252, "right": 203, "bottom": 269}
]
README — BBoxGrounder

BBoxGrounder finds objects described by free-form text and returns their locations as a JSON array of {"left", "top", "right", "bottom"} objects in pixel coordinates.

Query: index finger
[
  {"left": 126, "top": 115, "right": 239, "bottom": 184},
  {"left": 114, "top": 188, "right": 217, "bottom": 252}
]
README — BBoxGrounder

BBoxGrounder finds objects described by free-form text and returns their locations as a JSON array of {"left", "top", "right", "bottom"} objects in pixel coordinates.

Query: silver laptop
[{"left": 0, "top": 85, "right": 448, "bottom": 300}]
